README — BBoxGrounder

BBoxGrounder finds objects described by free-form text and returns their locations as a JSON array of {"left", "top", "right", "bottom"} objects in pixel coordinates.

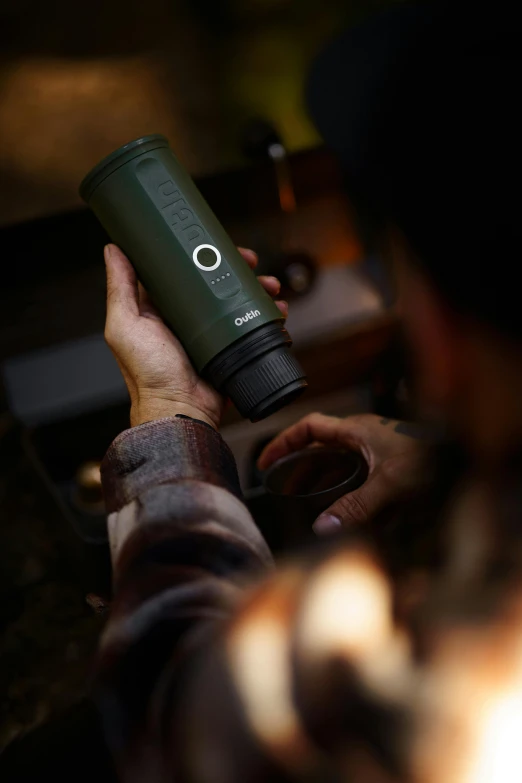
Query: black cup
[{"left": 262, "top": 446, "right": 368, "bottom": 547}]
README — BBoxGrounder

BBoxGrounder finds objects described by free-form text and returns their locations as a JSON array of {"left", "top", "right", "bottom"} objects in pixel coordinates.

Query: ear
[{"left": 399, "top": 268, "right": 462, "bottom": 410}]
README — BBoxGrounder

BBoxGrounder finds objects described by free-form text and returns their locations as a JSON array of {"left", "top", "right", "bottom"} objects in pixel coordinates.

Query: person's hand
[
  {"left": 104, "top": 244, "right": 288, "bottom": 430},
  {"left": 258, "top": 413, "right": 428, "bottom": 534}
]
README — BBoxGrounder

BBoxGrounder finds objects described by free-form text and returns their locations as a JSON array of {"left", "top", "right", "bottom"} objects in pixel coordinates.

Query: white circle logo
[{"left": 192, "top": 244, "right": 222, "bottom": 272}]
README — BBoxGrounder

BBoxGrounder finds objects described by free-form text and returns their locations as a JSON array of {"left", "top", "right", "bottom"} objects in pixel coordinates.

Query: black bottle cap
[
  {"left": 205, "top": 323, "right": 307, "bottom": 422},
  {"left": 227, "top": 347, "right": 307, "bottom": 421}
]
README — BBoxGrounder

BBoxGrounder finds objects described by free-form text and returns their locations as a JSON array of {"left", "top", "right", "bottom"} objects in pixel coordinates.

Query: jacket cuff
[{"left": 101, "top": 417, "right": 241, "bottom": 513}]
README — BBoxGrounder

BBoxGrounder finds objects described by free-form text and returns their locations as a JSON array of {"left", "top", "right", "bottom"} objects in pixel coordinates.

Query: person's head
[{"left": 308, "top": 2, "right": 522, "bottom": 463}]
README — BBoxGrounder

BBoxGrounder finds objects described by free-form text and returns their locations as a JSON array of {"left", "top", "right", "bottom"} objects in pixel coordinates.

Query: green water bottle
[{"left": 80, "top": 135, "right": 307, "bottom": 421}]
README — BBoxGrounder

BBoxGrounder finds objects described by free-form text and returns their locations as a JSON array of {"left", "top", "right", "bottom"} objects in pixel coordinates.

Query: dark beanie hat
[{"left": 307, "top": 3, "right": 522, "bottom": 338}]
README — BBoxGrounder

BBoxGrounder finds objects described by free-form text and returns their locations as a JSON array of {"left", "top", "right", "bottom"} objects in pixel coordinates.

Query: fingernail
[
  {"left": 279, "top": 300, "right": 289, "bottom": 316},
  {"left": 239, "top": 247, "right": 258, "bottom": 262},
  {"left": 266, "top": 276, "right": 281, "bottom": 293},
  {"left": 313, "top": 514, "right": 342, "bottom": 536},
  {"left": 104, "top": 244, "right": 111, "bottom": 262}
]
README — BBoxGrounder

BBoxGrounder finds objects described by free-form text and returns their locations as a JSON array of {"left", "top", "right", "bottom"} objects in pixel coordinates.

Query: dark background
[{"left": 0, "top": 0, "right": 401, "bottom": 227}]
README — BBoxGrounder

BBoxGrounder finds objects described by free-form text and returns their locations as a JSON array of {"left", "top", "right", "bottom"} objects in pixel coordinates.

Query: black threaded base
[{"left": 204, "top": 323, "right": 308, "bottom": 422}]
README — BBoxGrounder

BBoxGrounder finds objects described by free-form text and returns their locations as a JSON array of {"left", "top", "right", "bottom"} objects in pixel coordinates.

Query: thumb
[
  {"left": 312, "top": 477, "right": 385, "bottom": 536},
  {"left": 104, "top": 244, "right": 139, "bottom": 324}
]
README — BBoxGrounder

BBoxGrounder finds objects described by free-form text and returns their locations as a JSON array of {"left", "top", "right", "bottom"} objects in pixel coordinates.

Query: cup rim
[{"left": 263, "top": 445, "right": 365, "bottom": 499}]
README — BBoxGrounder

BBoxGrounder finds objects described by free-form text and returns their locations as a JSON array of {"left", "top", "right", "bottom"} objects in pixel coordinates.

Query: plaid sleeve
[
  {"left": 96, "top": 423, "right": 511, "bottom": 783},
  {"left": 97, "top": 416, "right": 273, "bottom": 774},
  {"left": 101, "top": 415, "right": 243, "bottom": 513}
]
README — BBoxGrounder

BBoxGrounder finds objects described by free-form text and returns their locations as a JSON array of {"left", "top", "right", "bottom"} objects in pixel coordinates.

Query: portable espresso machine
[{"left": 80, "top": 135, "right": 307, "bottom": 421}]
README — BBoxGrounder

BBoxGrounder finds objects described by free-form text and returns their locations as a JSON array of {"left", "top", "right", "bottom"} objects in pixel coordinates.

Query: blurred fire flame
[{"left": 226, "top": 546, "right": 522, "bottom": 782}]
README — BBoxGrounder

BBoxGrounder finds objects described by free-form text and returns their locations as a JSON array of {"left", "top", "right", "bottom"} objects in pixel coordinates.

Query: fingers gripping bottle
[{"left": 80, "top": 135, "right": 307, "bottom": 421}]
